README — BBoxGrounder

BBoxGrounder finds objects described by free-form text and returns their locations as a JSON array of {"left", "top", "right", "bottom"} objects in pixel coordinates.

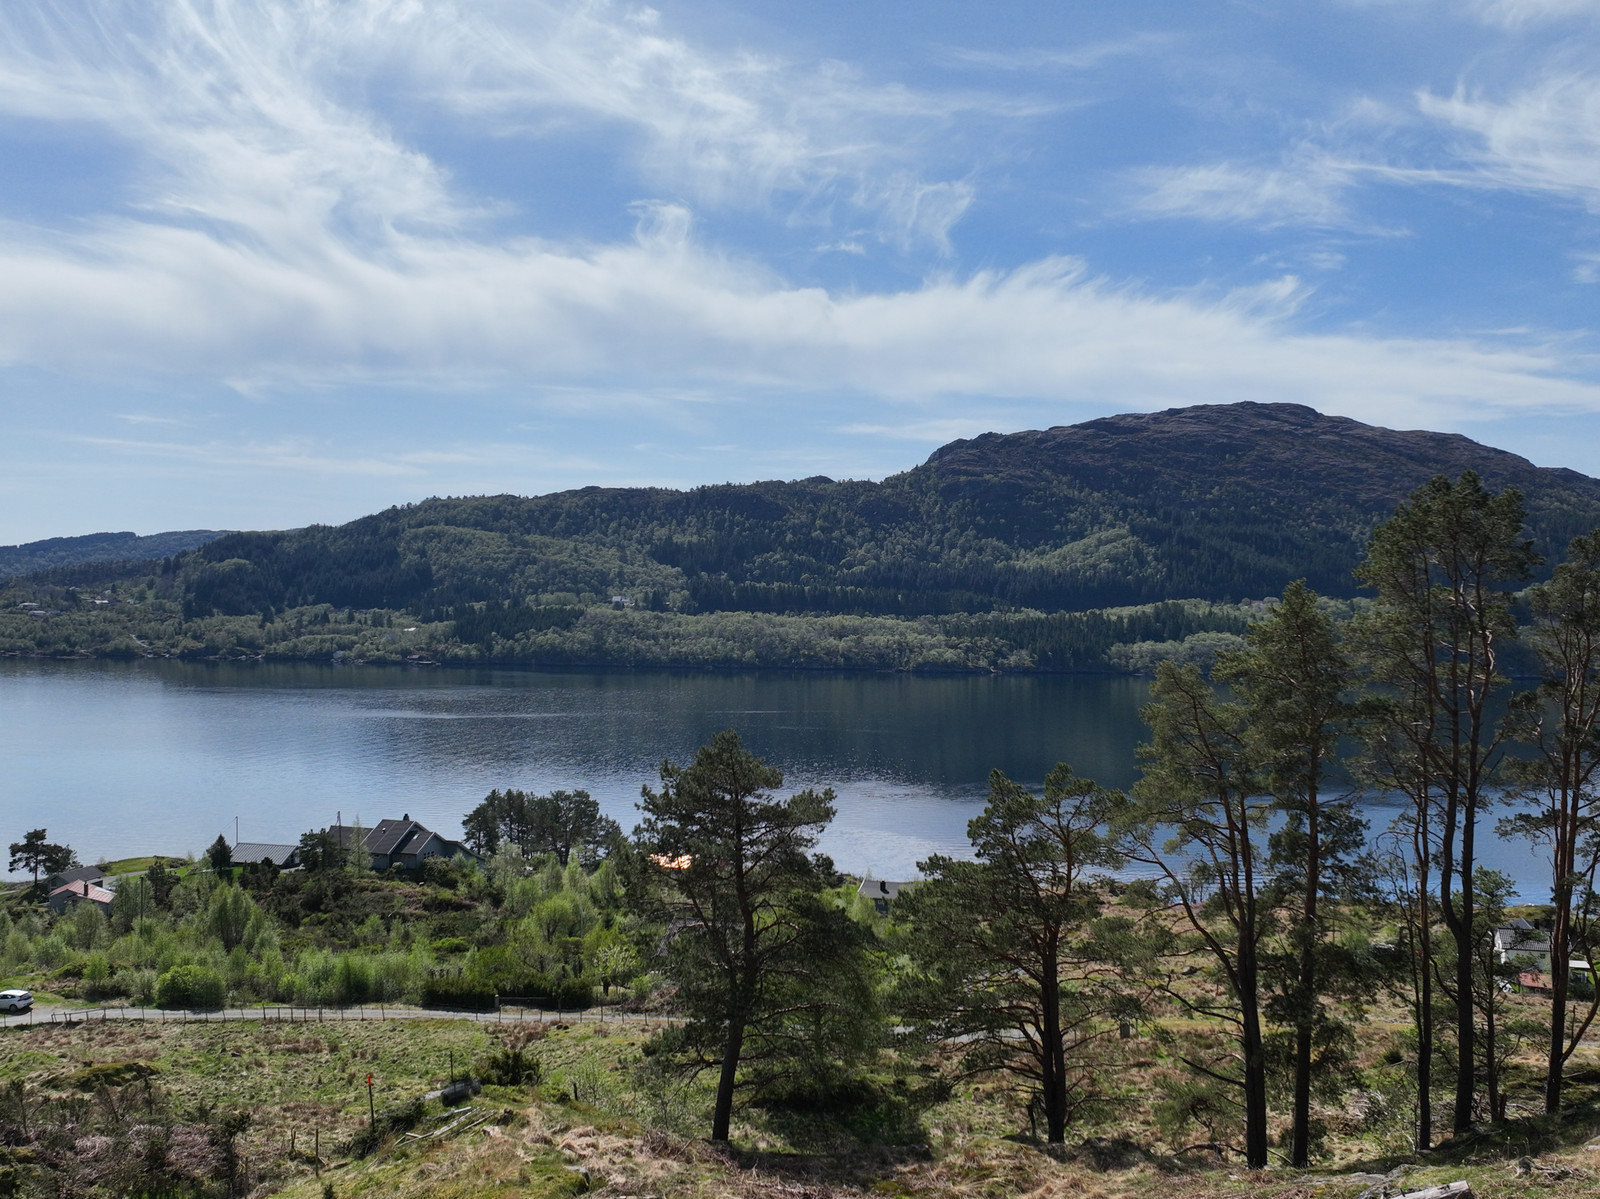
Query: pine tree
[
  {"left": 1355, "top": 471, "right": 1536, "bottom": 1139},
  {"left": 1501, "top": 527, "right": 1600, "bottom": 1113},
  {"left": 8, "top": 829, "right": 75, "bottom": 889},
  {"left": 1216, "top": 581, "right": 1368, "bottom": 1165},
  {"left": 897, "top": 765, "right": 1132, "bottom": 1143},
  {"left": 632, "top": 730, "right": 875, "bottom": 1142},
  {"left": 1117, "top": 662, "right": 1273, "bottom": 1168}
]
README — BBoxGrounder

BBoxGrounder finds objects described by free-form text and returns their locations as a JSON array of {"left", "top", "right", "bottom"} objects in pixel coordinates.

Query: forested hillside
[
  {"left": 0, "top": 529, "right": 224, "bottom": 579},
  {"left": 5, "top": 402, "right": 1598, "bottom": 671}
]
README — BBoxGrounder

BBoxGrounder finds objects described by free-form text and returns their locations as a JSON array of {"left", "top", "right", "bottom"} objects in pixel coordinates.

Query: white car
[{"left": 0, "top": 989, "right": 33, "bottom": 1013}]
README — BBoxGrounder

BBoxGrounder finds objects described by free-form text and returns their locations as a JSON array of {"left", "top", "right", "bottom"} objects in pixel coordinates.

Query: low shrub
[
  {"left": 125, "top": 967, "right": 158, "bottom": 1006},
  {"left": 68, "top": 1060, "right": 160, "bottom": 1091},
  {"left": 420, "top": 976, "right": 496, "bottom": 1011},
  {"left": 156, "top": 964, "right": 226, "bottom": 1009},
  {"left": 344, "top": 1097, "right": 426, "bottom": 1157},
  {"left": 473, "top": 967, "right": 594, "bottom": 1011},
  {"left": 480, "top": 1032, "right": 543, "bottom": 1087}
]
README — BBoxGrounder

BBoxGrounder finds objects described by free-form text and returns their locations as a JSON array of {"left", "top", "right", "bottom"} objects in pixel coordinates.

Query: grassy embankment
[{"left": 2, "top": 995, "right": 1598, "bottom": 1199}]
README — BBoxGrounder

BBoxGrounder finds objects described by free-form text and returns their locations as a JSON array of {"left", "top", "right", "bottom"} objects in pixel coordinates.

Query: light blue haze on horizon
[{"left": 3, "top": 1, "right": 1600, "bottom": 543}]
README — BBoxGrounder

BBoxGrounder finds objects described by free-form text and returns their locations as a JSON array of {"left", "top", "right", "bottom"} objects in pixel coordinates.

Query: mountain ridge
[
  {"left": 0, "top": 529, "right": 226, "bottom": 580},
  {"left": 5, "top": 403, "right": 1599, "bottom": 674}
]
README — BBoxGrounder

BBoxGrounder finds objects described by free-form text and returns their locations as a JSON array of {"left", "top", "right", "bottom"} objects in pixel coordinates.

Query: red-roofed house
[{"left": 47, "top": 878, "right": 114, "bottom": 916}]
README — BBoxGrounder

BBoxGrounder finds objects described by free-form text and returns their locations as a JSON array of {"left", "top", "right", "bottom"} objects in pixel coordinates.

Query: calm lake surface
[{"left": 0, "top": 659, "right": 1551, "bottom": 894}]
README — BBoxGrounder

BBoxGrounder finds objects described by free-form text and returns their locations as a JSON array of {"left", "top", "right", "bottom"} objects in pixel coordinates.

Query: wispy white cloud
[
  {"left": 73, "top": 434, "right": 429, "bottom": 477},
  {"left": 0, "top": 0, "right": 1596, "bottom": 448},
  {"left": 1128, "top": 156, "right": 1363, "bottom": 229},
  {"left": 1468, "top": 0, "right": 1600, "bottom": 27},
  {"left": 838, "top": 418, "right": 1005, "bottom": 443},
  {"left": 1130, "top": 44, "right": 1600, "bottom": 237},
  {"left": 424, "top": 1, "right": 1022, "bottom": 229},
  {"left": 2, "top": 184, "right": 1598, "bottom": 433},
  {"left": 936, "top": 34, "right": 1174, "bottom": 73},
  {"left": 0, "top": 0, "right": 996, "bottom": 252},
  {"left": 7, "top": 203, "right": 1600, "bottom": 430},
  {"left": 1341, "top": 0, "right": 1600, "bottom": 28},
  {"left": 115, "top": 413, "right": 187, "bottom": 426},
  {"left": 1418, "top": 73, "right": 1600, "bottom": 209}
]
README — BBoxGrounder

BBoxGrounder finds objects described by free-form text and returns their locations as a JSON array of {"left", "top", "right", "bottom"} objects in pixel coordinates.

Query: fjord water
[{"left": 0, "top": 659, "right": 1549, "bottom": 892}]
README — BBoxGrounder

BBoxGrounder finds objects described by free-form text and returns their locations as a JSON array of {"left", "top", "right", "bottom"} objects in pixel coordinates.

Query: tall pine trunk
[
  {"left": 1445, "top": 784, "right": 1478, "bottom": 1134},
  {"left": 1547, "top": 862, "right": 1572, "bottom": 1113},
  {"left": 1041, "top": 962, "right": 1068, "bottom": 1143},
  {"left": 1289, "top": 811, "right": 1321, "bottom": 1167},
  {"left": 1417, "top": 946, "right": 1434, "bottom": 1150},
  {"left": 1414, "top": 814, "right": 1435, "bottom": 1152},
  {"left": 711, "top": 1015, "right": 746, "bottom": 1142},
  {"left": 1239, "top": 951, "right": 1269, "bottom": 1169}
]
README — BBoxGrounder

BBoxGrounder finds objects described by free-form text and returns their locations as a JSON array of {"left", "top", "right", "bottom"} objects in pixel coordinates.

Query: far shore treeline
[
  {"left": 7, "top": 403, "right": 1600, "bottom": 673},
  {"left": 6, "top": 468, "right": 1600, "bottom": 1174}
]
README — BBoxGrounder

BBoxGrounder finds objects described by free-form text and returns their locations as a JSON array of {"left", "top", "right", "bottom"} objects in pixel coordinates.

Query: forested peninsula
[{"left": 7, "top": 402, "right": 1600, "bottom": 672}]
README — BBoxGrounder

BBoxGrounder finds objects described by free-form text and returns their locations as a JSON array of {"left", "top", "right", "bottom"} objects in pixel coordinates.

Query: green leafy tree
[
  {"left": 297, "top": 829, "right": 342, "bottom": 873},
  {"left": 144, "top": 859, "right": 177, "bottom": 907},
  {"left": 109, "top": 876, "right": 155, "bottom": 932},
  {"left": 1114, "top": 661, "right": 1273, "bottom": 1168},
  {"left": 897, "top": 765, "right": 1132, "bottom": 1143},
  {"left": 1354, "top": 471, "right": 1536, "bottom": 1140},
  {"left": 206, "top": 835, "right": 233, "bottom": 872},
  {"left": 464, "top": 788, "right": 621, "bottom": 866},
  {"left": 156, "top": 964, "right": 226, "bottom": 1010},
  {"left": 8, "top": 829, "right": 75, "bottom": 888},
  {"left": 585, "top": 926, "right": 641, "bottom": 997},
  {"left": 530, "top": 790, "right": 622, "bottom": 867},
  {"left": 462, "top": 790, "right": 519, "bottom": 857},
  {"left": 207, "top": 884, "right": 257, "bottom": 952},
  {"left": 1215, "top": 580, "right": 1368, "bottom": 1166},
  {"left": 241, "top": 856, "right": 281, "bottom": 890},
  {"left": 1501, "top": 527, "right": 1600, "bottom": 1113},
  {"left": 631, "top": 729, "right": 875, "bottom": 1142}
]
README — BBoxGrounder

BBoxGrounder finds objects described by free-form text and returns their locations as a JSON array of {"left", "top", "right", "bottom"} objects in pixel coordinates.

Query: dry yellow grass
[{"left": 3, "top": 1010, "right": 1599, "bottom": 1199}]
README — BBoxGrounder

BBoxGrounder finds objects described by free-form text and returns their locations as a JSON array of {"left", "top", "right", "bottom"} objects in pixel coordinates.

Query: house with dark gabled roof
[
  {"left": 856, "top": 876, "right": 911, "bottom": 916},
  {"left": 46, "top": 864, "right": 108, "bottom": 892},
  {"left": 1493, "top": 918, "right": 1552, "bottom": 974},
  {"left": 326, "top": 815, "right": 480, "bottom": 872}
]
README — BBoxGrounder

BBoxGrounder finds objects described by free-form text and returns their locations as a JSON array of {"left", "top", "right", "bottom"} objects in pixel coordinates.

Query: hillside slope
[
  {"left": 174, "top": 402, "right": 1600, "bottom": 620},
  {"left": 0, "top": 529, "right": 225, "bottom": 579},
  {"left": 5, "top": 403, "right": 1596, "bottom": 672},
  {"left": 917, "top": 402, "right": 1600, "bottom": 602}
]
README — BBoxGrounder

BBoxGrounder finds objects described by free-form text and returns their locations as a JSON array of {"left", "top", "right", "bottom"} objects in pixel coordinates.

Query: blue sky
[{"left": 4, "top": 0, "right": 1600, "bottom": 543}]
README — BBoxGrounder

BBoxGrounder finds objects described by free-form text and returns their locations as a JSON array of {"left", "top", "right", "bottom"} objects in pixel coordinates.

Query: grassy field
[
  {"left": 3, "top": 1010, "right": 1599, "bottom": 1199},
  {"left": 93, "top": 856, "right": 189, "bottom": 877}
]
